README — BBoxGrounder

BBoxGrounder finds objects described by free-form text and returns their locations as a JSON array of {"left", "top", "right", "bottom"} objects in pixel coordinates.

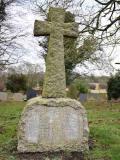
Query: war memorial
[{"left": 17, "top": 7, "right": 89, "bottom": 159}]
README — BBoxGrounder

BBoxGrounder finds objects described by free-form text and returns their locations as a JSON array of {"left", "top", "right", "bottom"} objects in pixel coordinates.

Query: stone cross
[{"left": 34, "top": 7, "right": 78, "bottom": 98}]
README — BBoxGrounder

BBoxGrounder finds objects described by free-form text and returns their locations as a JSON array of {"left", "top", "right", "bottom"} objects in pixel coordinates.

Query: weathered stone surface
[
  {"left": 34, "top": 7, "right": 78, "bottom": 98},
  {"left": 18, "top": 7, "right": 89, "bottom": 156},
  {"left": 18, "top": 152, "right": 85, "bottom": 160},
  {"left": 18, "top": 97, "right": 89, "bottom": 153}
]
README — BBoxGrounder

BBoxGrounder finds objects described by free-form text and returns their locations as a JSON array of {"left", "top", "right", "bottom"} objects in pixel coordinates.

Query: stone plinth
[{"left": 18, "top": 97, "right": 89, "bottom": 153}]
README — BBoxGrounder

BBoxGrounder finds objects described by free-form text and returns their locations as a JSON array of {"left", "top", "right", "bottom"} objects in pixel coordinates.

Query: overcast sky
[
  {"left": 6, "top": 0, "right": 45, "bottom": 70},
  {"left": 5, "top": 0, "right": 120, "bottom": 75}
]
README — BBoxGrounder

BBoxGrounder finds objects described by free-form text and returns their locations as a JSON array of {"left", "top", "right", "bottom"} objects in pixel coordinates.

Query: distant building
[{"left": 89, "top": 83, "right": 107, "bottom": 94}]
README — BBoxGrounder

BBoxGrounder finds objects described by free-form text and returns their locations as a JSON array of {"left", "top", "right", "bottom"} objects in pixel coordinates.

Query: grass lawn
[
  {"left": 0, "top": 101, "right": 120, "bottom": 160},
  {"left": 0, "top": 101, "right": 25, "bottom": 160}
]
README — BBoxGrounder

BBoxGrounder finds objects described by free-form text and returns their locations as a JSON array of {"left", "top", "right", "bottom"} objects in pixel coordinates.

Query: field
[{"left": 0, "top": 101, "right": 120, "bottom": 160}]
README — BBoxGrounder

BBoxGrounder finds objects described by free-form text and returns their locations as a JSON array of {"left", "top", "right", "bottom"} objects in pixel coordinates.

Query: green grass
[
  {"left": 0, "top": 101, "right": 25, "bottom": 160},
  {"left": 84, "top": 101, "right": 120, "bottom": 160},
  {"left": 0, "top": 101, "right": 120, "bottom": 159}
]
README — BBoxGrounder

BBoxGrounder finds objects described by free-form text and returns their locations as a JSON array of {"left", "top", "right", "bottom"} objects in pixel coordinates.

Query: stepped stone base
[{"left": 17, "top": 97, "right": 89, "bottom": 153}]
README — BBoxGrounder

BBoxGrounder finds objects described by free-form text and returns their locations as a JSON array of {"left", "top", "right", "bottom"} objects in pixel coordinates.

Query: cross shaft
[{"left": 34, "top": 7, "right": 78, "bottom": 98}]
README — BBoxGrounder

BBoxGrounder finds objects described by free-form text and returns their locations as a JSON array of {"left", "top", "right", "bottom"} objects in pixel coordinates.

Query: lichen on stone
[
  {"left": 18, "top": 97, "right": 89, "bottom": 153},
  {"left": 34, "top": 7, "right": 78, "bottom": 98},
  {"left": 26, "top": 97, "right": 85, "bottom": 110},
  {"left": 18, "top": 7, "right": 89, "bottom": 155}
]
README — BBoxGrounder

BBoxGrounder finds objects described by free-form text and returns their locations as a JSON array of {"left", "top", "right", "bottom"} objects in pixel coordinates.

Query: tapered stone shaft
[{"left": 34, "top": 8, "right": 78, "bottom": 98}]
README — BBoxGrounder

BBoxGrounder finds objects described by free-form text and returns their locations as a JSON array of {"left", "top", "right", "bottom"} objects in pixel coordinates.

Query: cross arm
[
  {"left": 34, "top": 20, "right": 51, "bottom": 36},
  {"left": 63, "top": 22, "right": 79, "bottom": 38}
]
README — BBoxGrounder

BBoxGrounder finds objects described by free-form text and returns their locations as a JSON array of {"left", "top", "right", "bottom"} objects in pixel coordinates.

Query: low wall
[
  {"left": 79, "top": 93, "right": 107, "bottom": 102},
  {"left": 90, "top": 89, "right": 107, "bottom": 94},
  {"left": 0, "top": 92, "right": 8, "bottom": 101},
  {"left": 0, "top": 92, "right": 24, "bottom": 101},
  {"left": 87, "top": 93, "right": 107, "bottom": 101},
  {"left": 0, "top": 92, "right": 107, "bottom": 102}
]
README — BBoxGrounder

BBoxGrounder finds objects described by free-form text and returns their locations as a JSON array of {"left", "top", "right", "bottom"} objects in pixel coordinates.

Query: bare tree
[
  {"left": 0, "top": 0, "right": 15, "bottom": 22},
  {"left": 7, "top": 61, "right": 44, "bottom": 88},
  {"left": 80, "top": 0, "right": 120, "bottom": 46},
  {"left": 33, "top": 0, "right": 114, "bottom": 76},
  {"left": 33, "top": 0, "right": 120, "bottom": 44},
  {"left": 0, "top": 0, "right": 23, "bottom": 70}
]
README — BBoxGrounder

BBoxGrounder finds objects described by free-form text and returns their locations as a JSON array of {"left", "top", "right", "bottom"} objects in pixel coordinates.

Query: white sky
[
  {"left": 5, "top": 0, "right": 120, "bottom": 75},
  {"left": 6, "top": 0, "right": 45, "bottom": 70}
]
